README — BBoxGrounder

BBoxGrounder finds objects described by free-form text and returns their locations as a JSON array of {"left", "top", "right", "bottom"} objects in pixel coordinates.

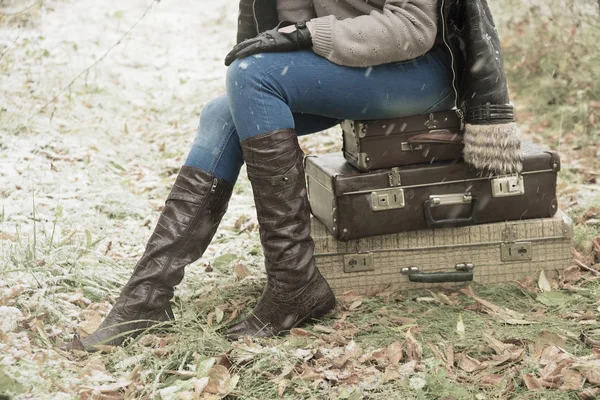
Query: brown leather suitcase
[
  {"left": 305, "top": 142, "right": 560, "bottom": 241},
  {"left": 341, "top": 110, "right": 464, "bottom": 172}
]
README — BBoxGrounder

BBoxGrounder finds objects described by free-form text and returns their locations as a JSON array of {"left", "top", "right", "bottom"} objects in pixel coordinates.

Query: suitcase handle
[
  {"left": 408, "top": 130, "right": 464, "bottom": 146},
  {"left": 408, "top": 271, "right": 474, "bottom": 283},
  {"left": 403, "top": 264, "right": 474, "bottom": 283},
  {"left": 424, "top": 195, "right": 478, "bottom": 228}
]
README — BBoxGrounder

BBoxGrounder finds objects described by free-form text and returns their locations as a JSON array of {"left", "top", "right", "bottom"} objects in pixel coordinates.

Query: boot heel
[{"left": 310, "top": 294, "right": 337, "bottom": 320}]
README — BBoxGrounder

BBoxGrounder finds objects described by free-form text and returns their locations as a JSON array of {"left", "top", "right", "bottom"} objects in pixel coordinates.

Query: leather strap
[
  {"left": 466, "top": 103, "right": 515, "bottom": 124},
  {"left": 294, "top": 22, "right": 313, "bottom": 48},
  {"left": 408, "top": 131, "right": 464, "bottom": 145}
]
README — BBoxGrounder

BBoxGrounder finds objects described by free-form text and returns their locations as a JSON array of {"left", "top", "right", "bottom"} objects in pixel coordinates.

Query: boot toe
[{"left": 226, "top": 317, "right": 272, "bottom": 341}]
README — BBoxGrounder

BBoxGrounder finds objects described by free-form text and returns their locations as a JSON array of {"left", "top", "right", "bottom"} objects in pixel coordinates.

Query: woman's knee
[
  {"left": 200, "top": 95, "right": 231, "bottom": 123},
  {"left": 193, "top": 95, "right": 236, "bottom": 149},
  {"left": 226, "top": 54, "right": 283, "bottom": 95}
]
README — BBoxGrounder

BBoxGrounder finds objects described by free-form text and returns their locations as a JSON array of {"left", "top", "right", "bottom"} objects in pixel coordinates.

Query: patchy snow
[
  {"left": 0, "top": 306, "right": 23, "bottom": 333},
  {"left": 0, "top": 0, "right": 340, "bottom": 397}
]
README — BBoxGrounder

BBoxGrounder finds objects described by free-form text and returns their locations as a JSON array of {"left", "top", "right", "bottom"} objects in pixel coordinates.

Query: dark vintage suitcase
[
  {"left": 312, "top": 212, "right": 573, "bottom": 295},
  {"left": 305, "top": 142, "right": 560, "bottom": 241},
  {"left": 341, "top": 110, "right": 464, "bottom": 171}
]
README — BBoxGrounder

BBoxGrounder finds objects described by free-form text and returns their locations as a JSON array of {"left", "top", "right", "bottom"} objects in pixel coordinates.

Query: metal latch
[
  {"left": 491, "top": 175, "right": 525, "bottom": 197},
  {"left": 425, "top": 113, "right": 439, "bottom": 129},
  {"left": 344, "top": 253, "right": 374, "bottom": 273},
  {"left": 388, "top": 167, "right": 401, "bottom": 187},
  {"left": 401, "top": 142, "right": 424, "bottom": 152},
  {"left": 370, "top": 188, "right": 405, "bottom": 211},
  {"left": 501, "top": 225, "right": 533, "bottom": 262},
  {"left": 501, "top": 242, "right": 533, "bottom": 262},
  {"left": 428, "top": 193, "right": 473, "bottom": 207},
  {"left": 401, "top": 266, "right": 420, "bottom": 275},
  {"left": 455, "top": 263, "right": 475, "bottom": 271}
]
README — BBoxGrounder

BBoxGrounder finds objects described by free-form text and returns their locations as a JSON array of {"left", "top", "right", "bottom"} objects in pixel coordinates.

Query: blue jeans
[{"left": 185, "top": 46, "right": 454, "bottom": 185}]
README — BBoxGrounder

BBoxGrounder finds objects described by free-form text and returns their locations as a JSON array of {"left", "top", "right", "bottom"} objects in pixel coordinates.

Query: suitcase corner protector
[
  {"left": 357, "top": 152, "right": 370, "bottom": 171},
  {"left": 560, "top": 212, "right": 574, "bottom": 239}
]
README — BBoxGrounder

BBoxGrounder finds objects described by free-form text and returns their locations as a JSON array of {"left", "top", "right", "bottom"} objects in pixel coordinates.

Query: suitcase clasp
[
  {"left": 343, "top": 253, "right": 374, "bottom": 273},
  {"left": 370, "top": 188, "right": 406, "bottom": 211},
  {"left": 491, "top": 175, "right": 525, "bottom": 197},
  {"left": 401, "top": 142, "right": 424, "bottom": 152},
  {"left": 501, "top": 225, "right": 533, "bottom": 262}
]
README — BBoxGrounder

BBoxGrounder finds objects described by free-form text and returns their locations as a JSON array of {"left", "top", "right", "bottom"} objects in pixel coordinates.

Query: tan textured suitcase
[{"left": 312, "top": 211, "right": 573, "bottom": 295}]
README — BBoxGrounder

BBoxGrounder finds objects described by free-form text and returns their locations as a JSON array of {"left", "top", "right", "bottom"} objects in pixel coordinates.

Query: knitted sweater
[{"left": 276, "top": 0, "right": 438, "bottom": 67}]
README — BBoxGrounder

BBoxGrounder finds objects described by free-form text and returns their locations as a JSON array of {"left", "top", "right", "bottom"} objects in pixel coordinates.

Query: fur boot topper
[{"left": 463, "top": 121, "right": 524, "bottom": 175}]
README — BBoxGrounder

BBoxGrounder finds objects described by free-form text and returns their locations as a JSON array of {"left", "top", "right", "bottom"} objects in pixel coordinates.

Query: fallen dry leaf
[
  {"left": 427, "top": 342, "right": 453, "bottom": 371},
  {"left": 386, "top": 342, "right": 403, "bottom": 366},
  {"left": 0, "top": 233, "right": 18, "bottom": 242},
  {"left": 296, "top": 365, "right": 322, "bottom": 381},
  {"left": 523, "top": 374, "right": 542, "bottom": 390},
  {"left": 278, "top": 379, "right": 291, "bottom": 398},
  {"left": 456, "top": 313, "right": 465, "bottom": 339},
  {"left": 193, "top": 376, "right": 209, "bottom": 394},
  {"left": 593, "top": 237, "right": 600, "bottom": 264},
  {"left": 535, "top": 331, "right": 566, "bottom": 360},
  {"left": 233, "top": 263, "right": 251, "bottom": 280},
  {"left": 562, "top": 265, "right": 583, "bottom": 285},
  {"left": 539, "top": 346, "right": 569, "bottom": 370},
  {"left": 79, "top": 311, "right": 104, "bottom": 337},
  {"left": 444, "top": 345, "right": 455, "bottom": 368},
  {"left": 404, "top": 330, "right": 423, "bottom": 362},
  {"left": 460, "top": 286, "right": 534, "bottom": 325},
  {"left": 79, "top": 380, "right": 132, "bottom": 394},
  {"left": 337, "top": 291, "right": 362, "bottom": 305},
  {"left": 581, "top": 332, "right": 600, "bottom": 348},
  {"left": 573, "top": 360, "right": 600, "bottom": 385},
  {"left": 382, "top": 360, "right": 417, "bottom": 383},
  {"left": 0, "top": 285, "right": 26, "bottom": 306},
  {"left": 313, "top": 325, "right": 335, "bottom": 334},
  {"left": 572, "top": 248, "right": 595, "bottom": 268},
  {"left": 389, "top": 316, "right": 417, "bottom": 325},
  {"left": 205, "top": 365, "right": 234, "bottom": 395},
  {"left": 457, "top": 353, "right": 487, "bottom": 373},
  {"left": 290, "top": 328, "right": 314, "bottom": 337},
  {"left": 348, "top": 300, "right": 363, "bottom": 311},
  {"left": 479, "top": 374, "right": 506, "bottom": 387},
  {"left": 579, "top": 388, "right": 600, "bottom": 400},
  {"left": 538, "top": 270, "right": 552, "bottom": 292},
  {"left": 560, "top": 369, "right": 585, "bottom": 391}
]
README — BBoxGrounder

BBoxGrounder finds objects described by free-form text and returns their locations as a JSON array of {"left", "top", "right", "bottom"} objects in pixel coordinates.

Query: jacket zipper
[
  {"left": 211, "top": 178, "right": 218, "bottom": 193},
  {"left": 252, "top": 0, "right": 260, "bottom": 34},
  {"left": 440, "top": 0, "right": 464, "bottom": 124}
]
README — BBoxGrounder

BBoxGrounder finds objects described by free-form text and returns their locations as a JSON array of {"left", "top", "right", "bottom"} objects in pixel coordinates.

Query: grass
[
  {"left": 2, "top": 0, "right": 600, "bottom": 398},
  {"left": 501, "top": 0, "right": 600, "bottom": 148}
]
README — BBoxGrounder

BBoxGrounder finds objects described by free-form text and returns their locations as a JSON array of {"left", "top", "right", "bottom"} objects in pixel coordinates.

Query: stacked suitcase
[{"left": 306, "top": 111, "right": 572, "bottom": 295}]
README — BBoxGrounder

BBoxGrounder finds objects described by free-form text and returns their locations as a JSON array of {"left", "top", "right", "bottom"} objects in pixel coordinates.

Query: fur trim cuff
[{"left": 463, "top": 122, "right": 523, "bottom": 175}]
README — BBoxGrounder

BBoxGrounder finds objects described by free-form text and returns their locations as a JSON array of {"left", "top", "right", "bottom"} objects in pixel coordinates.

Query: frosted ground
[{"left": 1, "top": 0, "right": 600, "bottom": 399}]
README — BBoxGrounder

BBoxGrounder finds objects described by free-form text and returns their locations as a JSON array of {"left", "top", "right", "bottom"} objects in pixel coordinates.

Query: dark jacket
[{"left": 235, "top": 0, "right": 515, "bottom": 127}]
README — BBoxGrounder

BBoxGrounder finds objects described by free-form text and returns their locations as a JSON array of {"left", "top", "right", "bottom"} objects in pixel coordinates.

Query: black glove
[{"left": 225, "top": 21, "right": 312, "bottom": 66}]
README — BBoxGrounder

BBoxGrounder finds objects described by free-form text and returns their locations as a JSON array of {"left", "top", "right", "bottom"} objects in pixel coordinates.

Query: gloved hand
[{"left": 225, "top": 21, "right": 312, "bottom": 66}]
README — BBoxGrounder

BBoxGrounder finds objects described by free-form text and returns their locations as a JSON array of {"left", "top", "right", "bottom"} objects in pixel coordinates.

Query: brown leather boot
[
  {"left": 74, "top": 166, "right": 233, "bottom": 351},
  {"left": 226, "top": 129, "right": 336, "bottom": 340}
]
